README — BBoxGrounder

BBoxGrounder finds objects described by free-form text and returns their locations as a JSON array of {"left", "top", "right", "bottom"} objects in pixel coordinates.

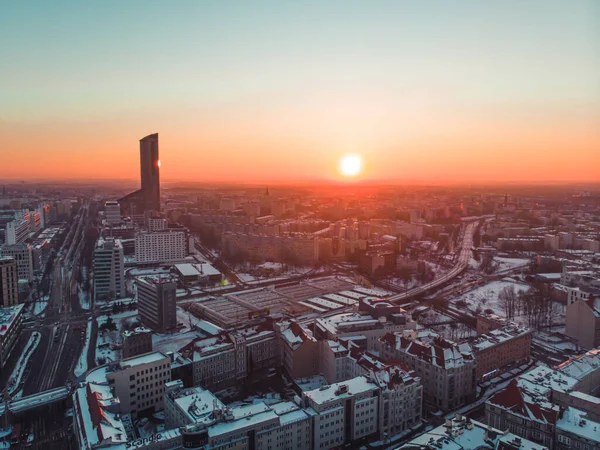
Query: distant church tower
[{"left": 265, "top": 186, "right": 269, "bottom": 196}]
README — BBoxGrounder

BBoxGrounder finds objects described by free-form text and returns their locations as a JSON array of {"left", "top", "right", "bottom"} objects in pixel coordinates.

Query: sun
[{"left": 339, "top": 154, "right": 362, "bottom": 177}]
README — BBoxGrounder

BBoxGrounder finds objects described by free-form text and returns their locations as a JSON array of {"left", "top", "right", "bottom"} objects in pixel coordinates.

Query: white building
[
  {"left": 0, "top": 244, "right": 33, "bottom": 282},
  {"left": 105, "top": 200, "right": 121, "bottom": 225},
  {"left": 73, "top": 352, "right": 173, "bottom": 449},
  {"left": 135, "top": 230, "right": 187, "bottom": 263},
  {"left": 304, "top": 377, "right": 380, "bottom": 448},
  {"left": 5, "top": 217, "right": 30, "bottom": 245},
  {"left": 147, "top": 217, "right": 168, "bottom": 232},
  {"left": 93, "top": 238, "right": 124, "bottom": 302}
]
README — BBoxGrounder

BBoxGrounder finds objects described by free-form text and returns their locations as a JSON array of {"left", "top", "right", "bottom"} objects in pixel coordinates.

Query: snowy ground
[
  {"left": 32, "top": 295, "right": 49, "bottom": 316},
  {"left": 95, "top": 310, "right": 139, "bottom": 364},
  {"left": 7, "top": 332, "right": 41, "bottom": 397},
  {"left": 78, "top": 285, "right": 91, "bottom": 310},
  {"left": 494, "top": 256, "right": 530, "bottom": 273},
  {"left": 453, "top": 278, "right": 531, "bottom": 322},
  {"left": 128, "top": 267, "right": 171, "bottom": 277},
  {"left": 75, "top": 319, "right": 93, "bottom": 377}
]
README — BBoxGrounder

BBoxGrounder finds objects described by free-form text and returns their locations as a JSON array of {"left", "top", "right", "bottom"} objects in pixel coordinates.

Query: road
[
  {"left": 18, "top": 204, "right": 92, "bottom": 396},
  {"left": 387, "top": 220, "right": 477, "bottom": 303}
]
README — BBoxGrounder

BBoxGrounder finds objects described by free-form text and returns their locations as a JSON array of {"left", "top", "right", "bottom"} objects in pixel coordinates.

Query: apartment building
[
  {"left": 135, "top": 229, "right": 187, "bottom": 263},
  {"left": 470, "top": 324, "right": 532, "bottom": 380},
  {"left": 179, "top": 323, "right": 279, "bottom": 390},
  {"left": 565, "top": 287, "right": 600, "bottom": 349},
  {"left": 277, "top": 320, "right": 320, "bottom": 378},
  {"left": 377, "top": 329, "right": 477, "bottom": 412},
  {"left": 0, "top": 243, "right": 33, "bottom": 282},
  {"left": 93, "top": 238, "right": 124, "bottom": 302}
]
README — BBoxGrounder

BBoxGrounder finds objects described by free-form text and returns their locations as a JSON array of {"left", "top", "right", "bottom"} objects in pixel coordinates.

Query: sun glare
[{"left": 339, "top": 154, "right": 362, "bottom": 177}]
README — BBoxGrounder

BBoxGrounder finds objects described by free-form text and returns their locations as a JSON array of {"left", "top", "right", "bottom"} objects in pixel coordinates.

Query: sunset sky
[{"left": 1, "top": 1, "right": 599, "bottom": 184}]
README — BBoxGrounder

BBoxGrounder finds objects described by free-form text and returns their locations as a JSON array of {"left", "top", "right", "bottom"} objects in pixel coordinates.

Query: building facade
[
  {"left": 93, "top": 238, "right": 124, "bottom": 302},
  {"left": 0, "top": 243, "right": 34, "bottom": 282},
  {"left": 0, "top": 256, "right": 19, "bottom": 306},
  {"left": 137, "top": 276, "right": 177, "bottom": 333},
  {"left": 135, "top": 230, "right": 187, "bottom": 263}
]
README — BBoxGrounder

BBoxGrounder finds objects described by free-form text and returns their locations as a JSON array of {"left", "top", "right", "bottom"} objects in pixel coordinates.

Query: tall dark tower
[{"left": 140, "top": 133, "right": 160, "bottom": 212}]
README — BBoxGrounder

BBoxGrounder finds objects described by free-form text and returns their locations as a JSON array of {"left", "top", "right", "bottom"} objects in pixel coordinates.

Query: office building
[
  {"left": 0, "top": 257, "right": 18, "bottom": 306},
  {"left": 119, "top": 133, "right": 161, "bottom": 214},
  {"left": 135, "top": 229, "right": 187, "bottom": 263},
  {"left": 93, "top": 238, "right": 124, "bottom": 302},
  {"left": 137, "top": 276, "right": 177, "bottom": 333},
  {"left": 0, "top": 244, "right": 34, "bottom": 282},
  {"left": 105, "top": 200, "right": 121, "bottom": 224}
]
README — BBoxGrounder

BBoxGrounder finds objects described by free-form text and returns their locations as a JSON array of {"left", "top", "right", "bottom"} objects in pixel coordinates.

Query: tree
[{"left": 499, "top": 285, "right": 518, "bottom": 320}]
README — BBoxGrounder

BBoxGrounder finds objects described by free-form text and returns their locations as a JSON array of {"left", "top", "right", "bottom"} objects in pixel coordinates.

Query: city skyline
[{"left": 1, "top": 0, "right": 599, "bottom": 184}]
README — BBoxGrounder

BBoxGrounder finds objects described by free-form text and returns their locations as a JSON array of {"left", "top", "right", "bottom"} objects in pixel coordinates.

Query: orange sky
[{"left": 1, "top": 1, "right": 599, "bottom": 184}]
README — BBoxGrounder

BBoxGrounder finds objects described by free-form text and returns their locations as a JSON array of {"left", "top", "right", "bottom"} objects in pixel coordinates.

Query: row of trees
[{"left": 498, "top": 284, "right": 562, "bottom": 330}]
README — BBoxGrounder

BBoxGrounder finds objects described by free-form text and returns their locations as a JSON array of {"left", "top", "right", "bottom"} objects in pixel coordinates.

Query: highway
[
  {"left": 20, "top": 204, "right": 92, "bottom": 396},
  {"left": 387, "top": 220, "right": 477, "bottom": 303}
]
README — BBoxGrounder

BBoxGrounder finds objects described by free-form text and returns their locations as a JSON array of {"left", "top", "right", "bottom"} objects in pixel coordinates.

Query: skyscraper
[
  {"left": 119, "top": 133, "right": 161, "bottom": 215},
  {"left": 139, "top": 133, "right": 160, "bottom": 212}
]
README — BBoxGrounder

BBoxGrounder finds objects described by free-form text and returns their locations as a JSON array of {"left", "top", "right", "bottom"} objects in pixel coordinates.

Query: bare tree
[{"left": 499, "top": 285, "right": 518, "bottom": 320}]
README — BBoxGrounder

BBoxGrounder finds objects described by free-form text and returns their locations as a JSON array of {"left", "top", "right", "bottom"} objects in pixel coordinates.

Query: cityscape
[{"left": 1, "top": 2, "right": 599, "bottom": 450}]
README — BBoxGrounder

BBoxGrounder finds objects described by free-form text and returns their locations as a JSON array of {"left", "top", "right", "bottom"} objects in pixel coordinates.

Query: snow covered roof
[
  {"left": 303, "top": 376, "right": 378, "bottom": 406},
  {"left": 518, "top": 365, "right": 579, "bottom": 395},
  {"left": 169, "top": 386, "right": 224, "bottom": 424},
  {"left": 555, "top": 348, "right": 600, "bottom": 382},
  {"left": 0, "top": 304, "right": 24, "bottom": 337},
  {"left": 470, "top": 325, "right": 532, "bottom": 352},
  {"left": 400, "top": 417, "right": 548, "bottom": 450},
  {"left": 487, "top": 379, "right": 560, "bottom": 425},
  {"left": 381, "top": 330, "right": 474, "bottom": 369},
  {"left": 556, "top": 407, "right": 600, "bottom": 443}
]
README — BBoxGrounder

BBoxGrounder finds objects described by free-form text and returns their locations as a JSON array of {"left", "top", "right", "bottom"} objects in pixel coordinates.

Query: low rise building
[
  {"left": 0, "top": 304, "right": 24, "bottom": 368},
  {"left": 122, "top": 327, "right": 153, "bottom": 358},
  {"left": 470, "top": 324, "right": 532, "bottom": 380},
  {"left": 555, "top": 407, "right": 600, "bottom": 450}
]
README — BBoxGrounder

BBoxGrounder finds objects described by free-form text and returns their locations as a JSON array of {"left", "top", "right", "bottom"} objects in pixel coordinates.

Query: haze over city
[
  {"left": 1, "top": 0, "right": 599, "bottom": 183},
  {"left": 1, "top": 2, "right": 600, "bottom": 450}
]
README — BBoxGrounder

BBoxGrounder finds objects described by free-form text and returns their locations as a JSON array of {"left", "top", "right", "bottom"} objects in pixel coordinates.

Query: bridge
[{"left": 0, "top": 386, "right": 71, "bottom": 417}]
